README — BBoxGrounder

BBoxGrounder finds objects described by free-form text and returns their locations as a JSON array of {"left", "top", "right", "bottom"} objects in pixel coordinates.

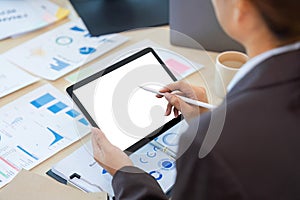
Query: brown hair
[{"left": 249, "top": 0, "right": 300, "bottom": 42}]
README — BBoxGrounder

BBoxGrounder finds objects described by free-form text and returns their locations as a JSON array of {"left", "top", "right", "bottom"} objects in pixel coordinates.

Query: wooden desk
[{"left": 0, "top": 1, "right": 221, "bottom": 181}]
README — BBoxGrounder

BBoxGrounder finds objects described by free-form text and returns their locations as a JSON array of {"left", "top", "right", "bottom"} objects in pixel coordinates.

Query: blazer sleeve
[{"left": 112, "top": 166, "right": 168, "bottom": 200}]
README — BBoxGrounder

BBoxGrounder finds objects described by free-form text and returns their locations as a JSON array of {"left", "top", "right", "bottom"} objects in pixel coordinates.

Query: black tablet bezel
[{"left": 66, "top": 47, "right": 183, "bottom": 153}]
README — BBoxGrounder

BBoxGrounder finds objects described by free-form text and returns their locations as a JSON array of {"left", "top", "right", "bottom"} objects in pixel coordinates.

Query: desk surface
[{"left": 0, "top": 0, "right": 221, "bottom": 182}]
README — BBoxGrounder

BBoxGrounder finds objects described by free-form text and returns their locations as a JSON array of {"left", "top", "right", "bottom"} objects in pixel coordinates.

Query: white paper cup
[{"left": 214, "top": 51, "right": 248, "bottom": 97}]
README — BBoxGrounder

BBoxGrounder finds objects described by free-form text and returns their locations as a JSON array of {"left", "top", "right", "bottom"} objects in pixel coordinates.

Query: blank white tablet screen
[{"left": 73, "top": 52, "right": 174, "bottom": 150}]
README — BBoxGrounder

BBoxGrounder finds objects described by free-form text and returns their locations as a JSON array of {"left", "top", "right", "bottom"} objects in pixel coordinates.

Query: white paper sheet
[
  {"left": 4, "top": 19, "right": 129, "bottom": 80},
  {"left": 0, "top": 84, "right": 90, "bottom": 188},
  {"left": 0, "top": 56, "right": 39, "bottom": 98},
  {"left": 0, "top": 0, "right": 69, "bottom": 40}
]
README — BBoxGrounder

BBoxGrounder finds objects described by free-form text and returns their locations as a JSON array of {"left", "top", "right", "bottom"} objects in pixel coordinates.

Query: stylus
[
  {"left": 139, "top": 85, "right": 216, "bottom": 110},
  {"left": 150, "top": 140, "right": 177, "bottom": 159}
]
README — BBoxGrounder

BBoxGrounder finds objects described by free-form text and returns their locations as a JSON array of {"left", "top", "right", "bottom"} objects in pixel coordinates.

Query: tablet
[{"left": 67, "top": 48, "right": 183, "bottom": 152}]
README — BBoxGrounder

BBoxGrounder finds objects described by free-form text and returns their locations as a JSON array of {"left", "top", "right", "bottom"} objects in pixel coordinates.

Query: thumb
[{"left": 91, "top": 127, "right": 111, "bottom": 147}]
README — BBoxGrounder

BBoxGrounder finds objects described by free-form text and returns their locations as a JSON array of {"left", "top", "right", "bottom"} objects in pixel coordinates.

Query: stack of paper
[{"left": 0, "top": 0, "right": 69, "bottom": 40}]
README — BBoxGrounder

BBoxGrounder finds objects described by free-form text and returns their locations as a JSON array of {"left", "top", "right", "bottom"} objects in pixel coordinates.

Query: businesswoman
[{"left": 92, "top": 0, "right": 300, "bottom": 199}]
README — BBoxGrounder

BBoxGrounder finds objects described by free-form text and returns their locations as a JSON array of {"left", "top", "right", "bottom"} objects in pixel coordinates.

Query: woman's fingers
[
  {"left": 164, "top": 93, "right": 184, "bottom": 112},
  {"left": 173, "top": 107, "right": 179, "bottom": 118},
  {"left": 165, "top": 102, "right": 173, "bottom": 116}
]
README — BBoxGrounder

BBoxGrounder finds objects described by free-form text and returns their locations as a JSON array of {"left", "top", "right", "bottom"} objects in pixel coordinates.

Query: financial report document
[
  {"left": 4, "top": 19, "right": 128, "bottom": 80},
  {"left": 0, "top": 84, "right": 90, "bottom": 188}
]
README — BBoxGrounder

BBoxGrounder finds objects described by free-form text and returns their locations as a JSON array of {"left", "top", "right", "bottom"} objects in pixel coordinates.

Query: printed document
[
  {"left": 4, "top": 19, "right": 128, "bottom": 80},
  {"left": 0, "top": 84, "right": 90, "bottom": 188},
  {"left": 0, "top": 0, "right": 69, "bottom": 40}
]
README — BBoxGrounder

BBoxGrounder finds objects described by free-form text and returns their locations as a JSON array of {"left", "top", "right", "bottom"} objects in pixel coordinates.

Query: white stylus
[{"left": 139, "top": 85, "right": 216, "bottom": 110}]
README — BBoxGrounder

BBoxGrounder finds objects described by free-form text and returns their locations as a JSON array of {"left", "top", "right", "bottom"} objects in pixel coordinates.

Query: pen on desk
[
  {"left": 139, "top": 85, "right": 216, "bottom": 110},
  {"left": 150, "top": 140, "right": 177, "bottom": 159}
]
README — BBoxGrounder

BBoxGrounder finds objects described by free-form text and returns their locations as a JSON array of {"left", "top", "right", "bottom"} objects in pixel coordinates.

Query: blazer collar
[{"left": 227, "top": 49, "right": 300, "bottom": 97}]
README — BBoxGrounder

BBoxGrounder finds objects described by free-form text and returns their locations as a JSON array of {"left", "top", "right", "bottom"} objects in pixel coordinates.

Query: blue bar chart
[
  {"left": 78, "top": 118, "right": 89, "bottom": 126},
  {"left": 50, "top": 57, "right": 70, "bottom": 71},
  {"left": 31, "top": 93, "right": 89, "bottom": 127},
  {"left": 30, "top": 93, "right": 55, "bottom": 108},
  {"left": 66, "top": 109, "right": 80, "bottom": 118},
  {"left": 47, "top": 102, "right": 68, "bottom": 114}
]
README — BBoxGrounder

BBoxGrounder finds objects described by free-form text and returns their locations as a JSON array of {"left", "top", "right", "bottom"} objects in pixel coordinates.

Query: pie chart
[
  {"left": 56, "top": 36, "right": 73, "bottom": 45},
  {"left": 79, "top": 47, "right": 96, "bottom": 55},
  {"left": 159, "top": 159, "right": 175, "bottom": 170},
  {"left": 162, "top": 132, "right": 180, "bottom": 146},
  {"left": 149, "top": 170, "right": 163, "bottom": 180}
]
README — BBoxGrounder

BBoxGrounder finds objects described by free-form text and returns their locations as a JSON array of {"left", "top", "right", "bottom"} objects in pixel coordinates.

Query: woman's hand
[
  {"left": 157, "top": 81, "right": 209, "bottom": 120},
  {"left": 91, "top": 127, "right": 133, "bottom": 176}
]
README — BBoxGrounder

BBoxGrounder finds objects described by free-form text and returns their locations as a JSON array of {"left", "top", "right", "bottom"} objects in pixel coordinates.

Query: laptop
[
  {"left": 70, "top": 0, "right": 169, "bottom": 36},
  {"left": 170, "top": 0, "right": 245, "bottom": 52}
]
